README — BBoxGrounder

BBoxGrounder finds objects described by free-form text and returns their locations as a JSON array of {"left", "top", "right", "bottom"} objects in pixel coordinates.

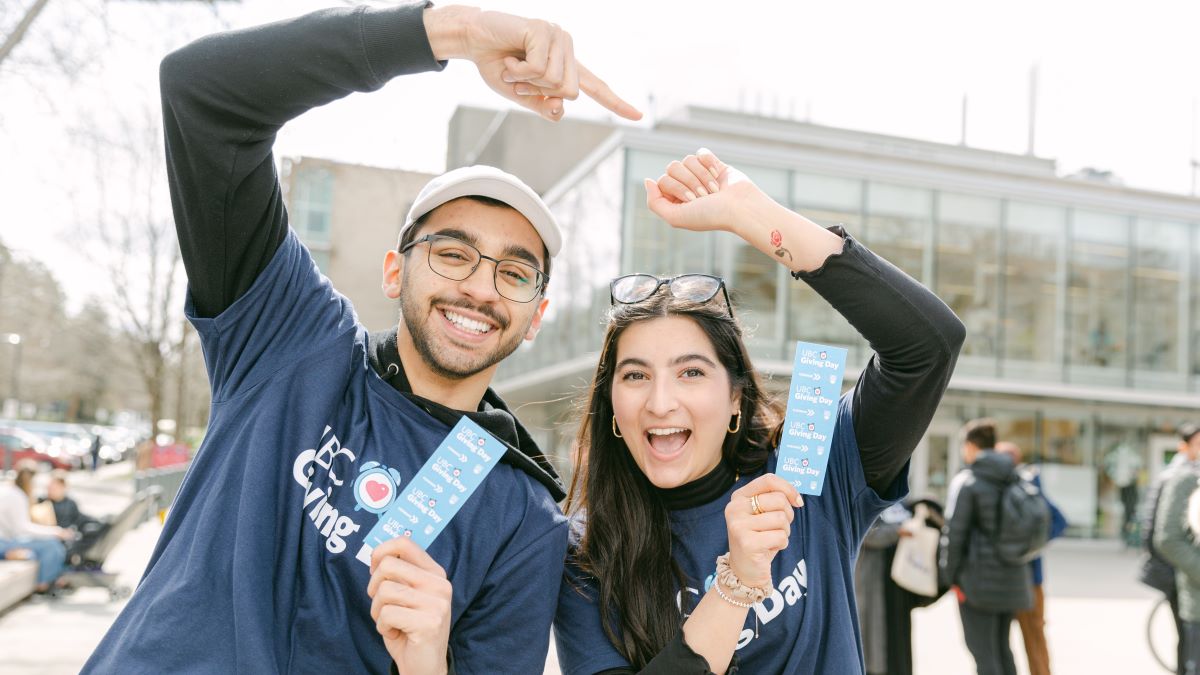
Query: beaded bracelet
[
  {"left": 713, "top": 579, "right": 754, "bottom": 609},
  {"left": 714, "top": 552, "right": 769, "bottom": 604}
]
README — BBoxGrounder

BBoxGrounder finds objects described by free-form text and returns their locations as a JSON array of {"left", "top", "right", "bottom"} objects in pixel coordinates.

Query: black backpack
[{"left": 992, "top": 472, "right": 1052, "bottom": 565}]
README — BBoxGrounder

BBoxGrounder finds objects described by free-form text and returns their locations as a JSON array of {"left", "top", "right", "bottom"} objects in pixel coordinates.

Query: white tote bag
[{"left": 889, "top": 503, "right": 941, "bottom": 597}]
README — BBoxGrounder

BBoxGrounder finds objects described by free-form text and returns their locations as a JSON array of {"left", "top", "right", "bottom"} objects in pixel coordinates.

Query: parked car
[
  {"left": 0, "top": 426, "right": 74, "bottom": 471},
  {"left": 19, "top": 423, "right": 94, "bottom": 469}
]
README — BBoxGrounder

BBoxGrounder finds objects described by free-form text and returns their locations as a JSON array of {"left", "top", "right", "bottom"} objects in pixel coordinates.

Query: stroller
[{"left": 59, "top": 486, "right": 161, "bottom": 600}]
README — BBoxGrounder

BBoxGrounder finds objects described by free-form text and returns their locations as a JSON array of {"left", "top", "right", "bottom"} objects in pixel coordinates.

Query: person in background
[
  {"left": 856, "top": 496, "right": 946, "bottom": 675},
  {"left": 940, "top": 419, "right": 1032, "bottom": 675},
  {"left": 1154, "top": 425, "right": 1200, "bottom": 675},
  {"left": 1141, "top": 423, "right": 1200, "bottom": 675},
  {"left": 89, "top": 432, "right": 103, "bottom": 472},
  {"left": 995, "top": 441, "right": 1067, "bottom": 675},
  {"left": 40, "top": 470, "right": 108, "bottom": 565},
  {"left": 1104, "top": 443, "right": 1143, "bottom": 547},
  {"left": 0, "top": 461, "right": 73, "bottom": 593}
]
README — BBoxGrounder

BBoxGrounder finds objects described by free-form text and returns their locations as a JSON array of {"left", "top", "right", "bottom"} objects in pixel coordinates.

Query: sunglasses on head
[{"left": 609, "top": 273, "right": 734, "bottom": 319}]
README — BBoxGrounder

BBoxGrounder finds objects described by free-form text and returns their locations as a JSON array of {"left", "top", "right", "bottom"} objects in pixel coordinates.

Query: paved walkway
[{"left": 0, "top": 468, "right": 1176, "bottom": 674}]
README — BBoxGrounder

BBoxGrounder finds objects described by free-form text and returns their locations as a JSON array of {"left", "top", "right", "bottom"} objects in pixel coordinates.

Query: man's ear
[
  {"left": 382, "top": 249, "right": 404, "bottom": 299},
  {"left": 524, "top": 297, "right": 550, "bottom": 341}
]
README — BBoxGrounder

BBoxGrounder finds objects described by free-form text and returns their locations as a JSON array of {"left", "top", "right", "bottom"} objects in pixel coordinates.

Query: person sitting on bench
[{"left": 0, "top": 461, "right": 73, "bottom": 592}]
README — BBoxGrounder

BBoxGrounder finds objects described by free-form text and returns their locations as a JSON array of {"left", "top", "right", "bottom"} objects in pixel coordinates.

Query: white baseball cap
[{"left": 400, "top": 165, "right": 563, "bottom": 258}]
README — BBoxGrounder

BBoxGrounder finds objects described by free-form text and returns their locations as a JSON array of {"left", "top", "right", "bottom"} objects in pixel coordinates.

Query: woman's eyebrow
[{"left": 671, "top": 354, "right": 718, "bottom": 368}]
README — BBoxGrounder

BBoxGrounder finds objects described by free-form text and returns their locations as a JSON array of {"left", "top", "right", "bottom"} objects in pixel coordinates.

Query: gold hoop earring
[
  {"left": 612, "top": 415, "right": 623, "bottom": 438},
  {"left": 728, "top": 411, "right": 741, "bottom": 434}
]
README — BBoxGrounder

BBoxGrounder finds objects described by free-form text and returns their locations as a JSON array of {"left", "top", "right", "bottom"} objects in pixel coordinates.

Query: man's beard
[{"left": 399, "top": 287, "right": 530, "bottom": 381}]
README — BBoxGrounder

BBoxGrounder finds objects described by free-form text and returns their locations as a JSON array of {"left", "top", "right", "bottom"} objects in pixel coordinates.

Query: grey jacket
[
  {"left": 1154, "top": 467, "right": 1200, "bottom": 622},
  {"left": 938, "top": 451, "right": 1033, "bottom": 612}
]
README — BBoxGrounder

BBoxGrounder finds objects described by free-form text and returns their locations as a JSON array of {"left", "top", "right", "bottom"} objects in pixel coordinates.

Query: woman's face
[{"left": 610, "top": 316, "right": 740, "bottom": 489}]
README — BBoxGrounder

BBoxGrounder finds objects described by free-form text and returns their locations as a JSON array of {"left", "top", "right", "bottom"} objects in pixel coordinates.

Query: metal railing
[{"left": 132, "top": 463, "right": 191, "bottom": 522}]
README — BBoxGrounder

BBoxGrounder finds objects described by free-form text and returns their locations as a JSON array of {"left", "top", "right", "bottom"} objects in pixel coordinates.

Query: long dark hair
[{"left": 564, "top": 291, "right": 781, "bottom": 667}]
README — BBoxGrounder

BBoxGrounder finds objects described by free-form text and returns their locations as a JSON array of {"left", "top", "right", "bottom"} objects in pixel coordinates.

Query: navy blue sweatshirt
[{"left": 84, "top": 4, "right": 567, "bottom": 673}]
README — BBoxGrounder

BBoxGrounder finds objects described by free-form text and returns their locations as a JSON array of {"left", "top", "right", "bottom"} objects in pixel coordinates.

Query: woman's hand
[
  {"left": 724, "top": 474, "right": 804, "bottom": 590},
  {"left": 645, "top": 148, "right": 844, "bottom": 274},
  {"left": 643, "top": 149, "right": 767, "bottom": 235}
]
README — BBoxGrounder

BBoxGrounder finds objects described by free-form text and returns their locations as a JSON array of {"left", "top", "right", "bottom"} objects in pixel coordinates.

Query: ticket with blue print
[
  {"left": 777, "top": 341, "right": 847, "bottom": 496},
  {"left": 357, "top": 417, "right": 504, "bottom": 564}
]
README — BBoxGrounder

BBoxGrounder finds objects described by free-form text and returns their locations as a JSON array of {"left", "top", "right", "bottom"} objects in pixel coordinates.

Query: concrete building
[
  {"left": 280, "top": 157, "right": 435, "bottom": 333},
  {"left": 477, "top": 105, "right": 1200, "bottom": 540}
]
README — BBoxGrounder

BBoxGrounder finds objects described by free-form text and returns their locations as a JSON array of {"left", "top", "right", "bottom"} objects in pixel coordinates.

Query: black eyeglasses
[
  {"left": 400, "top": 234, "right": 548, "bottom": 303},
  {"left": 609, "top": 273, "right": 734, "bottom": 319}
]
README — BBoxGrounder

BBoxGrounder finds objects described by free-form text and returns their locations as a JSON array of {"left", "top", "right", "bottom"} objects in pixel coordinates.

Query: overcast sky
[{"left": 3, "top": 0, "right": 1198, "bottom": 311}]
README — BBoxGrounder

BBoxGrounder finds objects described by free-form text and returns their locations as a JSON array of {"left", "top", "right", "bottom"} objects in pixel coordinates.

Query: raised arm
[
  {"left": 163, "top": 3, "right": 641, "bottom": 318},
  {"left": 644, "top": 150, "right": 965, "bottom": 494}
]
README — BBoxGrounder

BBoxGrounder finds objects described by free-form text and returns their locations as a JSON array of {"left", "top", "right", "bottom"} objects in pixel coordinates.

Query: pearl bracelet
[
  {"left": 713, "top": 579, "right": 754, "bottom": 609},
  {"left": 714, "top": 552, "right": 769, "bottom": 604}
]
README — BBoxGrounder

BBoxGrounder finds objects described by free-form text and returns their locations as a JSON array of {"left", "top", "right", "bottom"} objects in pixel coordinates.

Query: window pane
[
  {"left": 793, "top": 172, "right": 862, "bottom": 212},
  {"left": 718, "top": 165, "right": 787, "bottom": 346},
  {"left": 1068, "top": 210, "right": 1129, "bottom": 384},
  {"left": 310, "top": 249, "right": 331, "bottom": 272},
  {"left": 627, "top": 151, "right": 709, "bottom": 276},
  {"left": 1132, "top": 218, "right": 1185, "bottom": 380},
  {"left": 787, "top": 205, "right": 864, "bottom": 358},
  {"left": 547, "top": 149, "right": 626, "bottom": 361},
  {"left": 866, "top": 182, "right": 930, "bottom": 282},
  {"left": 935, "top": 193, "right": 1000, "bottom": 368},
  {"left": 1002, "top": 202, "right": 1064, "bottom": 378},
  {"left": 291, "top": 167, "right": 334, "bottom": 246}
]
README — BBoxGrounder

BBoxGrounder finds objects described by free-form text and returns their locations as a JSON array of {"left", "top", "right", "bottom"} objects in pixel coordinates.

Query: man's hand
[
  {"left": 424, "top": 5, "right": 642, "bottom": 122},
  {"left": 368, "top": 538, "right": 454, "bottom": 675}
]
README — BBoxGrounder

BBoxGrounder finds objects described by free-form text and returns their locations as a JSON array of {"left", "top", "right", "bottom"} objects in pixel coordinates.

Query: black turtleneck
[{"left": 657, "top": 459, "right": 737, "bottom": 511}]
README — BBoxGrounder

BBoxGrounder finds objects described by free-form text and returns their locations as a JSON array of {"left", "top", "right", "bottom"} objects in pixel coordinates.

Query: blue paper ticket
[
  {"left": 777, "top": 341, "right": 847, "bottom": 496},
  {"left": 356, "top": 417, "right": 504, "bottom": 565}
]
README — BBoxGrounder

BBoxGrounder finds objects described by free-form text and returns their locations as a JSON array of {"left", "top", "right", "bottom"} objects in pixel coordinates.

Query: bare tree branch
[{"left": 0, "top": 0, "right": 52, "bottom": 69}]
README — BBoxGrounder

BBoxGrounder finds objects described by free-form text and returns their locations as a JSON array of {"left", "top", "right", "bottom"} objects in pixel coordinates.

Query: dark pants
[
  {"left": 1120, "top": 484, "right": 1139, "bottom": 544},
  {"left": 1171, "top": 590, "right": 1187, "bottom": 674},
  {"left": 959, "top": 602, "right": 1017, "bottom": 675},
  {"left": 1184, "top": 621, "right": 1200, "bottom": 675}
]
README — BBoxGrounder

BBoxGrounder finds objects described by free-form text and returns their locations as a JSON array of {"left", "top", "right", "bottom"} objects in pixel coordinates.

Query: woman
[
  {"left": 855, "top": 497, "right": 946, "bottom": 675},
  {"left": 554, "top": 150, "right": 965, "bottom": 674},
  {"left": 0, "top": 461, "right": 72, "bottom": 593}
]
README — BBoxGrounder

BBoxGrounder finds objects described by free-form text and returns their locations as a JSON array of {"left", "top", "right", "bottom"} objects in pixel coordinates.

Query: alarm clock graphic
[{"left": 352, "top": 461, "right": 404, "bottom": 514}]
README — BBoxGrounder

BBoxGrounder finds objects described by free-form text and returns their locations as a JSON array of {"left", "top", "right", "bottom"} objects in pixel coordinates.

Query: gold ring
[{"left": 750, "top": 494, "right": 762, "bottom": 516}]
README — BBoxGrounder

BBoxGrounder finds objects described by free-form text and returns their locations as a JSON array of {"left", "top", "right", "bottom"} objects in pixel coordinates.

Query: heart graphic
[{"left": 365, "top": 479, "right": 389, "bottom": 502}]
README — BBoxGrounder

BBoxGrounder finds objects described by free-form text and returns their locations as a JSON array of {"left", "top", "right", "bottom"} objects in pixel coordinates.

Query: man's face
[
  {"left": 383, "top": 199, "right": 549, "bottom": 381},
  {"left": 47, "top": 480, "right": 65, "bottom": 501},
  {"left": 961, "top": 441, "right": 980, "bottom": 465},
  {"left": 1180, "top": 434, "right": 1200, "bottom": 462}
]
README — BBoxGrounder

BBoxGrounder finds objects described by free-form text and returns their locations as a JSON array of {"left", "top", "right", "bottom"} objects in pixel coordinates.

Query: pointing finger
[{"left": 579, "top": 63, "right": 642, "bottom": 121}]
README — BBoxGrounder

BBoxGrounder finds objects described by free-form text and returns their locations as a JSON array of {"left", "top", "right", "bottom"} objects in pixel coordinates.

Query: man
[
  {"left": 995, "top": 441, "right": 1066, "bottom": 675},
  {"left": 83, "top": 4, "right": 641, "bottom": 674},
  {"left": 1146, "top": 424, "right": 1200, "bottom": 675},
  {"left": 1104, "top": 442, "right": 1143, "bottom": 546},
  {"left": 40, "top": 471, "right": 108, "bottom": 565},
  {"left": 940, "top": 419, "right": 1032, "bottom": 675}
]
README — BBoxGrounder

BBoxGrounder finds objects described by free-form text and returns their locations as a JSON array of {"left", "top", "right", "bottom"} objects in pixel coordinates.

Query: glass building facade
[{"left": 496, "top": 109, "right": 1200, "bottom": 539}]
